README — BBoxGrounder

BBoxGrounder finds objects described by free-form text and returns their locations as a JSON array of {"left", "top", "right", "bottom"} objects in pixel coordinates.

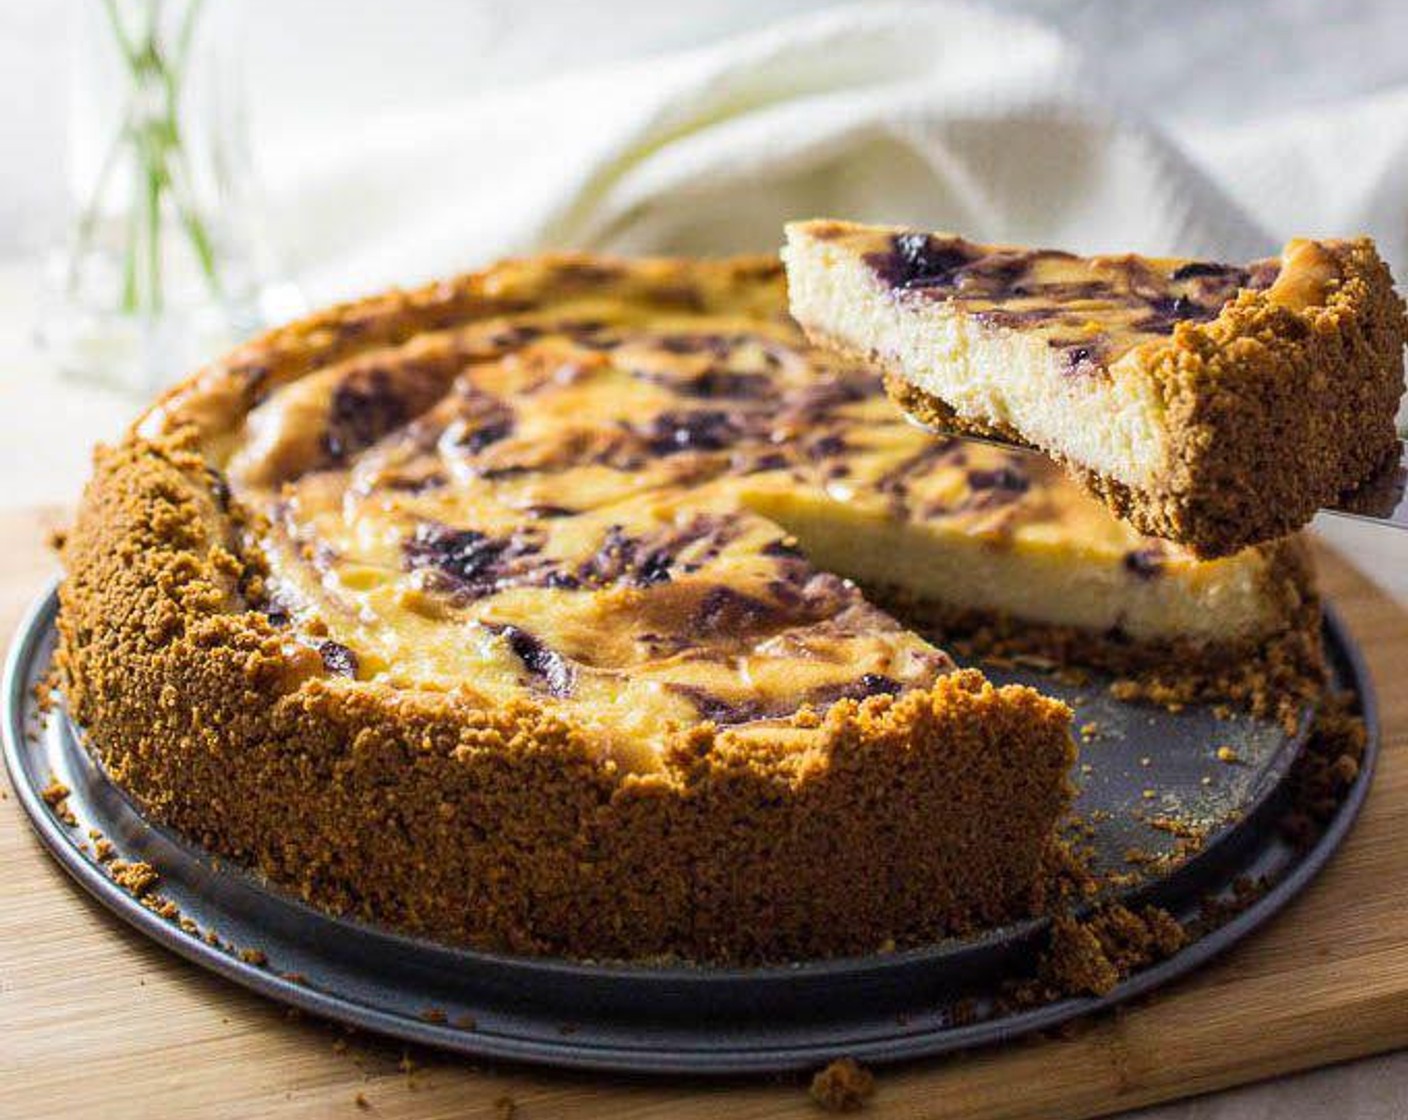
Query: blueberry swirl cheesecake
[
  {"left": 58, "top": 254, "right": 1318, "bottom": 963},
  {"left": 784, "top": 220, "right": 1407, "bottom": 557}
]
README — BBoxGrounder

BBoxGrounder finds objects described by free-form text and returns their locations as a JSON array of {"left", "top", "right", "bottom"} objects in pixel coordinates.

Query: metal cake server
[{"left": 1330, "top": 440, "right": 1408, "bottom": 527}]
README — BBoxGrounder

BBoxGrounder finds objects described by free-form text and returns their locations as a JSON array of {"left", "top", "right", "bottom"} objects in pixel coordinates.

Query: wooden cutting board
[{"left": 3, "top": 505, "right": 1408, "bottom": 1120}]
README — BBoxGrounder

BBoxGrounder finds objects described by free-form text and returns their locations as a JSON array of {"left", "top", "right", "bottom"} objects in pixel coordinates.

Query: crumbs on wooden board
[{"left": 809, "top": 1057, "right": 875, "bottom": 1112}]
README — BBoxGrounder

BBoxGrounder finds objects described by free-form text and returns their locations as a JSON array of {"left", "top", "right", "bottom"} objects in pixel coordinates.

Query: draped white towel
[{"left": 262, "top": 0, "right": 1323, "bottom": 305}]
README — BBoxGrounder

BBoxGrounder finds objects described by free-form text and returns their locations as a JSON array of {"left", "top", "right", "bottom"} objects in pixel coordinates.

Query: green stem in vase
[
  {"left": 121, "top": 149, "right": 142, "bottom": 313},
  {"left": 92, "top": 0, "right": 219, "bottom": 318},
  {"left": 159, "top": 2, "right": 223, "bottom": 296},
  {"left": 145, "top": 132, "right": 163, "bottom": 313},
  {"left": 101, "top": 0, "right": 140, "bottom": 68}
]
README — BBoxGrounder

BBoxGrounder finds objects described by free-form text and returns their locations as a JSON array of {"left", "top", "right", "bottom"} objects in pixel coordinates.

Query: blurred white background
[
  {"left": 1, "top": 5, "right": 1407, "bottom": 1116},
  {"left": 6, "top": 0, "right": 1408, "bottom": 270}
]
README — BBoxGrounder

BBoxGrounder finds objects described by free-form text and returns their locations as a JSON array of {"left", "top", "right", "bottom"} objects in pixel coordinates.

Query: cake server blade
[{"left": 1326, "top": 439, "right": 1408, "bottom": 527}]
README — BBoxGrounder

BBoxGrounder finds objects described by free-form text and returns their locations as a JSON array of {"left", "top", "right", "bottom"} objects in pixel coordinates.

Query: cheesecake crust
[
  {"left": 1092, "top": 239, "right": 1404, "bottom": 557},
  {"left": 57, "top": 256, "right": 1079, "bottom": 965},
  {"left": 789, "top": 222, "right": 1408, "bottom": 558}
]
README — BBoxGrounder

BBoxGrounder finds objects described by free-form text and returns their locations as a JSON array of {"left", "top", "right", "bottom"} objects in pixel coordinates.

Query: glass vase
[{"left": 38, "top": 0, "right": 301, "bottom": 395}]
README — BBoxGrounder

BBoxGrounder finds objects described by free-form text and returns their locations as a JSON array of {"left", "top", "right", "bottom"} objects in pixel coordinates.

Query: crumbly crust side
[
  {"left": 1131, "top": 238, "right": 1406, "bottom": 557},
  {"left": 58, "top": 386, "right": 1076, "bottom": 965},
  {"left": 874, "top": 239, "right": 1407, "bottom": 558}
]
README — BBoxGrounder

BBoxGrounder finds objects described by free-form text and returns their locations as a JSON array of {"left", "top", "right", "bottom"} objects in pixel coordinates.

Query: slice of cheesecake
[{"left": 784, "top": 219, "right": 1408, "bottom": 557}]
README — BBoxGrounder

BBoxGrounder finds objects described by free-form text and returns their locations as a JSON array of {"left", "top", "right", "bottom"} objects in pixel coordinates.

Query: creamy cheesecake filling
[
  {"left": 783, "top": 221, "right": 1285, "bottom": 490},
  {"left": 153, "top": 258, "right": 1299, "bottom": 770},
  {"left": 783, "top": 236, "right": 1164, "bottom": 488},
  {"left": 742, "top": 478, "right": 1286, "bottom": 645}
]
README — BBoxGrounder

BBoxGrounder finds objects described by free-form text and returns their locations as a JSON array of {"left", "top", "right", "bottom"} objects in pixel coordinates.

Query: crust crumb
[
  {"left": 39, "top": 776, "right": 78, "bottom": 824},
  {"left": 809, "top": 1057, "right": 876, "bottom": 1112},
  {"left": 1277, "top": 691, "right": 1368, "bottom": 850},
  {"left": 1040, "top": 903, "right": 1188, "bottom": 998},
  {"left": 39, "top": 776, "right": 69, "bottom": 806},
  {"left": 109, "top": 859, "right": 158, "bottom": 897}
]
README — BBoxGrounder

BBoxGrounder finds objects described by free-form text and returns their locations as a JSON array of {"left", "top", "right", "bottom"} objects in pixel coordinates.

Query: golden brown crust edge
[
  {"left": 856, "top": 239, "right": 1407, "bottom": 558},
  {"left": 56, "top": 265, "right": 1078, "bottom": 966},
  {"left": 138, "top": 253, "right": 793, "bottom": 446}
]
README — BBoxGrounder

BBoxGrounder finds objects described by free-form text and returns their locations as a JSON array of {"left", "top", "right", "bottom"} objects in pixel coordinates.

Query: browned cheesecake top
[
  {"left": 140, "top": 255, "right": 1241, "bottom": 768},
  {"left": 835, "top": 223, "right": 1285, "bottom": 374}
]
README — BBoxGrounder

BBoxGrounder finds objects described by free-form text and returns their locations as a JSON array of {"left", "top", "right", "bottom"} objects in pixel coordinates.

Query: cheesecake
[
  {"left": 784, "top": 219, "right": 1407, "bottom": 557},
  {"left": 58, "top": 254, "right": 1316, "bottom": 964}
]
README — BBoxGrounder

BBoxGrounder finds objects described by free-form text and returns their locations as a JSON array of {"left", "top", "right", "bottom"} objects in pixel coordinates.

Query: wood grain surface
[{"left": 3, "top": 507, "right": 1407, "bottom": 1120}]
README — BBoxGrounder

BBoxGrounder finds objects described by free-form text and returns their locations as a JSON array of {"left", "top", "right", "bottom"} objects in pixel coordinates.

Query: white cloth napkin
[{"left": 264, "top": 0, "right": 1322, "bottom": 305}]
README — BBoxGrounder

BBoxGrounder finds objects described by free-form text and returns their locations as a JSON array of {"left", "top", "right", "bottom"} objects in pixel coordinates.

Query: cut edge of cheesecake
[
  {"left": 742, "top": 481, "right": 1324, "bottom": 732},
  {"left": 783, "top": 219, "right": 1408, "bottom": 558}
]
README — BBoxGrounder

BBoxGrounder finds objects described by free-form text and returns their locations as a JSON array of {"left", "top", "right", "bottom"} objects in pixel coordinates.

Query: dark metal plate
[{"left": 2, "top": 582, "right": 1378, "bottom": 1074}]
